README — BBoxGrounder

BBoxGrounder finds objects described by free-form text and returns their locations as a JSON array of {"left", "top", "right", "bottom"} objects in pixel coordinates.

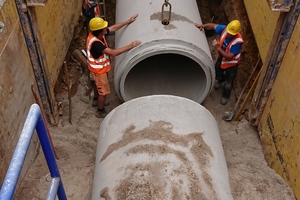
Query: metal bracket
[
  {"left": 268, "top": 0, "right": 293, "bottom": 12},
  {"left": 0, "top": 22, "right": 4, "bottom": 33},
  {"left": 26, "top": 0, "right": 47, "bottom": 6}
]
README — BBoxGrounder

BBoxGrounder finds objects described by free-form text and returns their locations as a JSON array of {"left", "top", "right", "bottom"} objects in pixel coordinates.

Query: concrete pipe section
[
  {"left": 114, "top": 0, "right": 215, "bottom": 104},
  {"left": 91, "top": 95, "right": 233, "bottom": 200}
]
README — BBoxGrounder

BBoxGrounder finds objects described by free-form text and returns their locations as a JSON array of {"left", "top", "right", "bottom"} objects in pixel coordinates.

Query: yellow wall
[
  {"left": 34, "top": 0, "right": 82, "bottom": 87},
  {"left": 244, "top": 0, "right": 300, "bottom": 198},
  {"left": 243, "top": 0, "right": 280, "bottom": 62},
  {"left": 0, "top": 0, "right": 39, "bottom": 186},
  {"left": 0, "top": 0, "right": 82, "bottom": 188},
  {"left": 259, "top": 13, "right": 300, "bottom": 200}
]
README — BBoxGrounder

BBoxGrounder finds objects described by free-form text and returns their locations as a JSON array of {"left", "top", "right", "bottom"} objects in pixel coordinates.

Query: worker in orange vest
[
  {"left": 86, "top": 16, "right": 141, "bottom": 118},
  {"left": 195, "top": 20, "right": 244, "bottom": 105},
  {"left": 82, "top": 0, "right": 100, "bottom": 35}
]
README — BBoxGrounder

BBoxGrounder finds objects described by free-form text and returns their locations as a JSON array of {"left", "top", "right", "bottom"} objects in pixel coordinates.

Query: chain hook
[{"left": 161, "top": 0, "right": 172, "bottom": 25}]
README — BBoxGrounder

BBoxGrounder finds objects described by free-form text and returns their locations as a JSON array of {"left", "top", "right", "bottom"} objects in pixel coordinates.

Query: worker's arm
[
  {"left": 108, "top": 14, "right": 138, "bottom": 32},
  {"left": 103, "top": 40, "right": 142, "bottom": 57},
  {"left": 212, "top": 39, "right": 235, "bottom": 60},
  {"left": 194, "top": 23, "right": 217, "bottom": 31}
]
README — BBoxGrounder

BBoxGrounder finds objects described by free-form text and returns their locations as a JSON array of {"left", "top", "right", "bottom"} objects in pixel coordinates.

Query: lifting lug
[{"left": 161, "top": 0, "right": 172, "bottom": 25}]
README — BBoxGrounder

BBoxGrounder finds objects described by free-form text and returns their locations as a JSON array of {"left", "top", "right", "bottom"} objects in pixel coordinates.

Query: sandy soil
[
  {"left": 14, "top": 0, "right": 296, "bottom": 199},
  {"left": 14, "top": 70, "right": 295, "bottom": 200}
]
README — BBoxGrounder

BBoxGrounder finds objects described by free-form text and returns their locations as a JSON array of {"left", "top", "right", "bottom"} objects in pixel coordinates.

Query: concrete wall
[
  {"left": 243, "top": 0, "right": 280, "bottom": 63},
  {"left": 0, "top": 0, "right": 82, "bottom": 189},
  {"left": 244, "top": 0, "right": 300, "bottom": 198}
]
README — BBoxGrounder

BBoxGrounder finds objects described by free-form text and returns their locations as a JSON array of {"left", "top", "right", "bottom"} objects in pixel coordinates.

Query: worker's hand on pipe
[
  {"left": 128, "top": 14, "right": 138, "bottom": 24},
  {"left": 194, "top": 23, "right": 204, "bottom": 30},
  {"left": 212, "top": 39, "right": 219, "bottom": 48},
  {"left": 130, "top": 40, "right": 142, "bottom": 49}
]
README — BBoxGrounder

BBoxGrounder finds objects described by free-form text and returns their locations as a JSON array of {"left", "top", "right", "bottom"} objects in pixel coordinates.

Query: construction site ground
[{"left": 14, "top": 0, "right": 296, "bottom": 199}]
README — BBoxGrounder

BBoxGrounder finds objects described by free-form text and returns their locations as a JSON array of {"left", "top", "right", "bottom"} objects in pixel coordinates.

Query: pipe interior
[{"left": 124, "top": 53, "right": 207, "bottom": 101}]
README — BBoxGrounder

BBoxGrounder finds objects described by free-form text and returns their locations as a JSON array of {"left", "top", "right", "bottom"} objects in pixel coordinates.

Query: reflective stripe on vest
[
  {"left": 86, "top": 33, "right": 111, "bottom": 74},
  {"left": 219, "top": 30, "right": 243, "bottom": 69}
]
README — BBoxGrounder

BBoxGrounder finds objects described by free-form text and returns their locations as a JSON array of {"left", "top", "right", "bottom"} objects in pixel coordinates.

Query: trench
[
  {"left": 57, "top": 0, "right": 259, "bottom": 103},
  {"left": 56, "top": 0, "right": 229, "bottom": 103}
]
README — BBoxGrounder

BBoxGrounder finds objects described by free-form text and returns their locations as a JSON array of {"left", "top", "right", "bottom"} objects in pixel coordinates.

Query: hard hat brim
[{"left": 226, "top": 28, "right": 238, "bottom": 36}]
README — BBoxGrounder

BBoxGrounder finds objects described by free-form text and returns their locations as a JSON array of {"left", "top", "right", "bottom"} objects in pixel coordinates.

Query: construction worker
[
  {"left": 86, "top": 15, "right": 141, "bottom": 118},
  {"left": 82, "top": 0, "right": 100, "bottom": 35},
  {"left": 195, "top": 20, "right": 244, "bottom": 105}
]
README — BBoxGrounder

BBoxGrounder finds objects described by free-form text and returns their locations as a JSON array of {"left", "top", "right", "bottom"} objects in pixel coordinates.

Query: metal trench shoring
[
  {"left": 250, "top": 0, "right": 300, "bottom": 125},
  {"left": 15, "top": 0, "right": 57, "bottom": 125}
]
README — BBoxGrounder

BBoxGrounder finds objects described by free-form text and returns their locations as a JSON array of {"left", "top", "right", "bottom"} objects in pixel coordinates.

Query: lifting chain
[{"left": 161, "top": 0, "right": 172, "bottom": 25}]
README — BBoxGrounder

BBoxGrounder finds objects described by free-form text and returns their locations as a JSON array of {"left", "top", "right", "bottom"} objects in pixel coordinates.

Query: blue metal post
[
  {"left": 35, "top": 113, "right": 67, "bottom": 200},
  {"left": 0, "top": 104, "right": 67, "bottom": 199},
  {"left": 46, "top": 177, "right": 61, "bottom": 200},
  {"left": 0, "top": 104, "right": 40, "bottom": 199}
]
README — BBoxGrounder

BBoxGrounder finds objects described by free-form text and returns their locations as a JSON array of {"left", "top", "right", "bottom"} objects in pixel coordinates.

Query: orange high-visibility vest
[
  {"left": 219, "top": 29, "right": 243, "bottom": 69},
  {"left": 86, "top": 33, "right": 111, "bottom": 74}
]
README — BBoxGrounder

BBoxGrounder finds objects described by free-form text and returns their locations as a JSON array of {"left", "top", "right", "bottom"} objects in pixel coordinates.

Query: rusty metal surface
[
  {"left": 252, "top": 0, "right": 300, "bottom": 125},
  {"left": 16, "top": 0, "right": 54, "bottom": 124},
  {"left": 252, "top": 0, "right": 300, "bottom": 198}
]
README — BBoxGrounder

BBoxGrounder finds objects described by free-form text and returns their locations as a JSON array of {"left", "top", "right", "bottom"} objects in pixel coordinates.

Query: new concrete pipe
[
  {"left": 114, "top": 0, "right": 214, "bottom": 103},
  {"left": 91, "top": 95, "right": 233, "bottom": 200}
]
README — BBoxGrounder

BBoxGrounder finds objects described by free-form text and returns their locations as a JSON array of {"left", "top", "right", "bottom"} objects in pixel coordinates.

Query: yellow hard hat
[
  {"left": 226, "top": 20, "right": 241, "bottom": 35},
  {"left": 89, "top": 17, "right": 108, "bottom": 31}
]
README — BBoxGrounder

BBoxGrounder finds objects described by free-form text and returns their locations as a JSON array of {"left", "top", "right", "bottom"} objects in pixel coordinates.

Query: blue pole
[
  {"left": 35, "top": 113, "right": 67, "bottom": 200},
  {"left": 46, "top": 177, "right": 61, "bottom": 200},
  {"left": 0, "top": 104, "right": 40, "bottom": 200},
  {"left": 0, "top": 104, "right": 67, "bottom": 199}
]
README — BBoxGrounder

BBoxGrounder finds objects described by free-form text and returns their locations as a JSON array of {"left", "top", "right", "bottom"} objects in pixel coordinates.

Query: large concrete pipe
[
  {"left": 114, "top": 0, "right": 214, "bottom": 103},
  {"left": 91, "top": 95, "right": 233, "bottom": 200}
]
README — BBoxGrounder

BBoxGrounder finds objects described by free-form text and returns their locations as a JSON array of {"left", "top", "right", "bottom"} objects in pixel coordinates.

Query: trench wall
[
  {"left": 244, "top": 0, "right": 300, "bottom": 198},
  {"left": 258, "top": 14, "right": 300, "bottom": 198},
  {"left": 243, "top": 0, "right": 280, "bottom": 63},
  {"left": 33, "top": 0, "right": 82, "bottom": 87},
  {"left": 0, "top": 0, "right": 38, "bottom": 187},
  {"left": 0, "top": 0, "right": 82, "bottom": 188}
]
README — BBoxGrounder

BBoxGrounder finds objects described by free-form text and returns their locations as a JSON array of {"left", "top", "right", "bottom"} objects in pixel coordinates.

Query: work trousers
[{"left": 215, "top": 58, "right": 238, "bottom": 99}]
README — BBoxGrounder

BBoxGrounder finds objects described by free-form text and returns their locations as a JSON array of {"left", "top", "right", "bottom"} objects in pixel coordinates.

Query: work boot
[
  {"left": 95, "top": 108, "right": 107, "bottom": 118},
  {"left": 214, "top": 81, "right": 223, "bottom": 90},
  {"left": 92, "top": 98, "right": 110, "bottom": 107},
  {"left": 220, "top": 97, "right": 229, "bottom": 105}
]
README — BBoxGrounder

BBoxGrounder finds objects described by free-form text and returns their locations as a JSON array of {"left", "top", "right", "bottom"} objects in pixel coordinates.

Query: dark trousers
[
  {"left": 215, "top": 58, "right": 238, "bottom": 99},
  {"left": 84, "top": 19, "right": 90, "bottom": 37}
]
